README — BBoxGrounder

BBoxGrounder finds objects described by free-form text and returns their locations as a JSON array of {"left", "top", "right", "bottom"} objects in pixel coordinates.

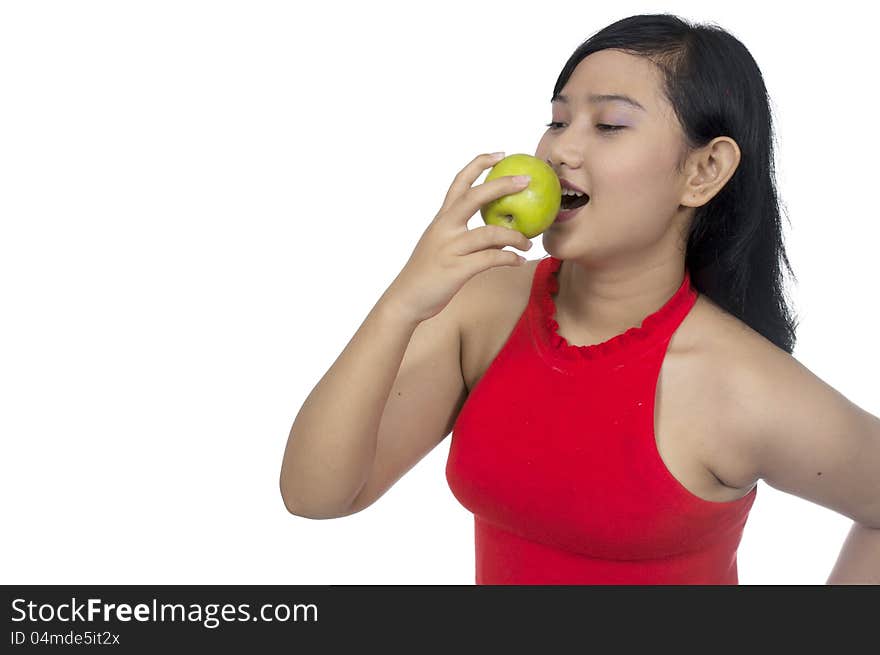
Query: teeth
[{"left": 562, "top": 188, "right": 586, "bottom": 196}]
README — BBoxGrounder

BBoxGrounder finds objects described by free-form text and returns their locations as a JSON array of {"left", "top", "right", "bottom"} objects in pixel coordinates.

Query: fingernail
[
  {"left": 513, "top": 175, "right": 531, "bottom": 185},
  {"left": 490, "top": 151, "right": 505, "bottom": 160}
]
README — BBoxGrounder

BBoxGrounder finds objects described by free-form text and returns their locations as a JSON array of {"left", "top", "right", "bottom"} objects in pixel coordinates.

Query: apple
[{"left": 480, "top": 153, "right": 561, "bottom": 238}]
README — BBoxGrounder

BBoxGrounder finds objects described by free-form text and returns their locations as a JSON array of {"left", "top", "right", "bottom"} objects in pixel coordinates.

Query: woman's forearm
[{"left": 826, "top": 521, "right": 880, "bottom": 584}]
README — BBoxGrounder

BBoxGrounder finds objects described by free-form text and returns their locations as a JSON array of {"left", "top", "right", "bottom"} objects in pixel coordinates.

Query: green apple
[{"left": 480, "top": 153, "right": 561, "bottom": 238}]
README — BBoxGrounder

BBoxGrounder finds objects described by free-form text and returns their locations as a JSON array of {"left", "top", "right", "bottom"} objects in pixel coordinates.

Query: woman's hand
[{"left": 384, "top": 152, "right": 534, "bottom": 324}]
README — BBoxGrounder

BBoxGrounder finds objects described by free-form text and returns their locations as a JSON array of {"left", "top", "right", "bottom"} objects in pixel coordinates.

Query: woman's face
[{"left": 536, "top": 49, "right": 693, "bottom": 267}]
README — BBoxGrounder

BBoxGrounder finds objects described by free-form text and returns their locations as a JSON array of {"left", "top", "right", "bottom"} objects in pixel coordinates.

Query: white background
[{"left": 1, "top": 0, "right": 877, "bottom": 584}]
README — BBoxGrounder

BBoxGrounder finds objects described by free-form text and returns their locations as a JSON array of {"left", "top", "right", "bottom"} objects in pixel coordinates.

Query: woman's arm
[
  {"left": 827, "top": 522, "right": 880, "bottom": 584},
  {"left": 279, "top": 291, "right": 422, "bottom": 518},
  {"left": 723, "top": 339, "right": 880, "bottom": 582}
]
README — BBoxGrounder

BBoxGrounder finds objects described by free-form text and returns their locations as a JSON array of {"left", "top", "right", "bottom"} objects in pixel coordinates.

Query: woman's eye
[{"left": 544, "top": 122, "right": 625, "bottom": 133}]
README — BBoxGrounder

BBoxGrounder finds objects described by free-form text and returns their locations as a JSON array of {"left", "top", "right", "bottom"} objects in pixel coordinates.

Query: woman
[{"left": 279, "top": 14, "right": 880, "bottom": 584}]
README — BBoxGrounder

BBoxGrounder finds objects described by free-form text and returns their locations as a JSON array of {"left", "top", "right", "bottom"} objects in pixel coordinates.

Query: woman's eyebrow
[{"left": 551, "top": 93, "right": 646, "bottom": 112}]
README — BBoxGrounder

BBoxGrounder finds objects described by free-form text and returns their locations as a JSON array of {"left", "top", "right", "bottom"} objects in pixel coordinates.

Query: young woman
[{"left": 279, "top": 14, "right": 880, "bottom": 584}]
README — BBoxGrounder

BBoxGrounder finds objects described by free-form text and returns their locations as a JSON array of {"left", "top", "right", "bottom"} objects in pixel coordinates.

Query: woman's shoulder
[
  {"left": 457, "top": 256, "right": 539, "bottom": 326},
  {"left": 456, "top": 257, "right": 539, "bottom": 391},
  {"left": 690, "top": 292, "right": 778, "bottom": 357},
  {"left": 685, "top": 293, "right": 794, "bottom": 489},
  {"left": 685, "top": 292, "right": 789, "bottom": 403}
]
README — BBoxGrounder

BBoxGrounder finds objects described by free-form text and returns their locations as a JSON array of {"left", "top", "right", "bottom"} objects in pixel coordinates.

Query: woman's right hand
[{"left": 384, "top": 152, "right": 535, "bottom": 325}]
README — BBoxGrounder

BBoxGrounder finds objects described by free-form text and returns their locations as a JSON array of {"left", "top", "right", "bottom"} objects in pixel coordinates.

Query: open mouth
[{"left": 560, "top": 192, "right": 590, "bottom": 211}]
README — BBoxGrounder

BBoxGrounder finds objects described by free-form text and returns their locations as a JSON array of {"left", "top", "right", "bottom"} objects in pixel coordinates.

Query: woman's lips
[{"left": 555, "top": 197, "right": 589, "bottom": 223}]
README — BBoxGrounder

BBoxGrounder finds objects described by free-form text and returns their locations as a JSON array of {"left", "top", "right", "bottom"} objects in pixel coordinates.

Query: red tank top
[{"left": 446, "top": 255, "right": 757, "bottom": 584}]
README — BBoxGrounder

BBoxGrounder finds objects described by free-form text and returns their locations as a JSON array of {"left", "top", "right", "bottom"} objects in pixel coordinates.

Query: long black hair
[{"left": 553, "top": 14, "right": 799, "bottom": 354}]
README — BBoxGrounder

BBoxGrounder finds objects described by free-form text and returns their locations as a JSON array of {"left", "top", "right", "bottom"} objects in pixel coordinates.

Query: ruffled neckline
[{"left": 532, "top": 256, "right": 697, "bottom": 365}]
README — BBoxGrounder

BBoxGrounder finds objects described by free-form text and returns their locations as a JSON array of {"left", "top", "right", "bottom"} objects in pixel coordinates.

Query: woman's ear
[{"left": 680, "top": 136, "right": 741, "bottom": 207}]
